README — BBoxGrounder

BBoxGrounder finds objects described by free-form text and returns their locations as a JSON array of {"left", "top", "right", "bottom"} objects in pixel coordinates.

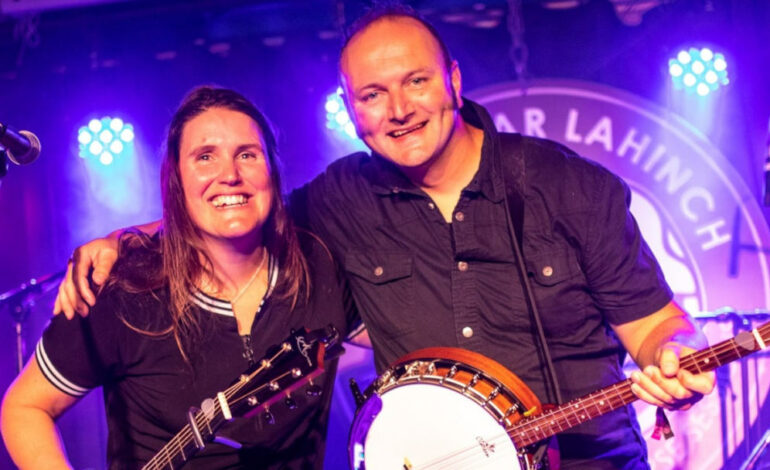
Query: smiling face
[
  {"left": 177, "top": 107, "right": 273, "bottom": 248},
  {"left": 340, "top": 16, "right": 462, "bottom": 172}
]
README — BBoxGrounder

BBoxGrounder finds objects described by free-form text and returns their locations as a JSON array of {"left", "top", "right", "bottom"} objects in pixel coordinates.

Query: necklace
[{"left": 230, "top": 249, "right": 268, "bottom": 305}]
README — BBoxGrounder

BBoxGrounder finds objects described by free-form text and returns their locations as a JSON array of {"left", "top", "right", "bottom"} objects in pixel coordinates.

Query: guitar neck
[
  {"left": 138, "top": 327, "right": 339, "bottom": 470},
  {"left": 510, "top": 320, "right": 769, "bottom": 449},
  {"left": 141, "top": 410, "right": 228, "bottom": 470}
]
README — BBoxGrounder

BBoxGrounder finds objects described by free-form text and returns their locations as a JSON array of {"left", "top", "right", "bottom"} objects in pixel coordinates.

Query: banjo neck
[{"left": 509, "top": 320, "right": 770, "bottom": 449}]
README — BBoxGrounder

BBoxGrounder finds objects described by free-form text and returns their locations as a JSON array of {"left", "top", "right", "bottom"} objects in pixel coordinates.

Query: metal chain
[{"left": 506, "top": 0, "right": 529, "bottom": 82}]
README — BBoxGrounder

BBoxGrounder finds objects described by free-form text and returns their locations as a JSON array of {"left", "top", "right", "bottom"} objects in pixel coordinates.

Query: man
[{"left": 55, "top": 6, "right": 714, "bottom": 469}]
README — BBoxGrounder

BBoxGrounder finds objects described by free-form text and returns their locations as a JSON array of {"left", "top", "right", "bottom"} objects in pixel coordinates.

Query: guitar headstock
[{"left": 224, "top": 325, "right": 343, "bottom": 420}]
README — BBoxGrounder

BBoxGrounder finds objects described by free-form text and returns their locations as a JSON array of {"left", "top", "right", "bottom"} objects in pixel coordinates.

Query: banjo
[{"left": 349, "top": 321, "right": 769, "bottom": 470}]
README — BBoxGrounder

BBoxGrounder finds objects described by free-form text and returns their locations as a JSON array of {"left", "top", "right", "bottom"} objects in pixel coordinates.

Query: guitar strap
[{"left": 495, "top": 132, "right": 564, "bottom": 408}]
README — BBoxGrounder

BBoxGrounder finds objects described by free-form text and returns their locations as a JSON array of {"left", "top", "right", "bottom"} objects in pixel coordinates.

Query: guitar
[
  {"left": 349, "top": 321, "right": 769, "bottom": 470},
  {"left": 141, "top": 325, "right": 343, "bottom": 470}
]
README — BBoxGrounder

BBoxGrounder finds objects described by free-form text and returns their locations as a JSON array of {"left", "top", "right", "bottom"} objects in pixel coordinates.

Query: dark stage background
[{"left": 1, "top": 1, "right": 769, "bottom": 469}]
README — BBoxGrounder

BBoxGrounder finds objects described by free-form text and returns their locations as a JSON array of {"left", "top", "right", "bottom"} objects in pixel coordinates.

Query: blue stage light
[
  {"left": 99, "top": 152, "right": 114, "bottom": 165},
  {"left": 88, "top": 119, "right": 102, "bottom": 133},
  {"left": 120, "top": 126, "right": 135, "bottom": 143},
  {"left": 88, "top": 141, "right": 104, "bottom": 156},
  {"left": 77, "top": 129, "right": 92, "bottom": 145},
  {"left": 109, "top": 118, "right": 124, "bottom": 132},
  {"left": 109, "top": 140, "right": 124, "bottom": 154},
  {"left": 668, "top": 47, "right": 729, "bottom": 96},
  {"left": 325, "top": 87, "right": 361, "bottom": 142},
  {"left": 99, "top": 129, "right": 113, "bottom": 143},
  {"left": 78, "top": 116, "right": 135, "bottom": 165}
]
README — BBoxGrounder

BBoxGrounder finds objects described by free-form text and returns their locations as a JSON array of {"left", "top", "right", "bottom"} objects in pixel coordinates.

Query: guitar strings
[
  {"left": 144, "top": 370, "right": 293, "bottom": 470},
  {"left": 143, "top": 368, "right": 293, "bottom": 470},
  {"left": 141, "top": 346, "right": 290, "bottom": 470}
]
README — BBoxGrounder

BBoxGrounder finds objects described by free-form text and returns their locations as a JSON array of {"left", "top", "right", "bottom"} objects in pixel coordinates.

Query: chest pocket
[
  {"left": 343, "top": 250, "right": 415, "bottom": 337},
  {"left": 525, "top": 249, "right": 589, "bottom": 340}
]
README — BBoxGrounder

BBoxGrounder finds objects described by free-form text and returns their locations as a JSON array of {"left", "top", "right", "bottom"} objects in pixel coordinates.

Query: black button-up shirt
[{"left": 291, "top": 99, "right": 672, "bottom": 469}]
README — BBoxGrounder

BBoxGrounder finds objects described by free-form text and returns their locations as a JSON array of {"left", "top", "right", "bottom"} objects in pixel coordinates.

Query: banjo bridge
[{"left": 476, "top": 436, "right": 497, "bottom": 457}]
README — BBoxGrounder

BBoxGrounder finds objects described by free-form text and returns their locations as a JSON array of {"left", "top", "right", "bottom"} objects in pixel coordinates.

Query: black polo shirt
[
  {"left": 37, "top": 235, "right": 351, "bottom": 469},
  {"left": 290, "top": 99, "right": 672, "bottom": 469}
]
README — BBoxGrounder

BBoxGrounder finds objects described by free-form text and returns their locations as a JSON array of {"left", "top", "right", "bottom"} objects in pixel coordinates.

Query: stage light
[
  {"left": 109, "top": 140, "right": 124, "bottom": 154},
  {"left": 99, "top": 129, "right": 113, "bottom": 143},
  {"left": 344, "top": 122, "right": 357, "bottom": 140},
  {"left": 325, "top": 87, "right": 363, "bottom": 143},
  {"left": 668, "top": 47, "right": 729, "bottom": 96},
  {"left": 109, "top": 118, "right": 124, "bottom": 132},
  {"left": 325, "top": 99, "right": 341, "bottom": 114},
  {"left": 78, "top": 130, "right": 92, "bottom": 145},
  {"left": 88, "top": 141, "right": 104, "bottom": 156},
  {"left": 120, "top": 127, "right": 134, "bottom": 142},
  {"left": 78, "top": 116, "right": 135, "bottom": 165}
]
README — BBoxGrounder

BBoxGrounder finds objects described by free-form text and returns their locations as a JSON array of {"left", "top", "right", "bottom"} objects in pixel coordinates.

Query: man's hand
[
  {"left": 53, "top": 221, "right": 161, "bottom": 319},
  {"left": 629, "top": 342, "right": 715, "bottom": 410},
  {"left": 53, "top": 237, "right": 118, "bottom": 319},
  {"left": 613, "top": 301, "right": 716, "bottom": 411}
]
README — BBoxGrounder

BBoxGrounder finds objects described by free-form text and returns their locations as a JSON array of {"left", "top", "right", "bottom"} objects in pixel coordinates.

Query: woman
[{"left": 1, "top": 86, "right": 351, "bottom": 469}]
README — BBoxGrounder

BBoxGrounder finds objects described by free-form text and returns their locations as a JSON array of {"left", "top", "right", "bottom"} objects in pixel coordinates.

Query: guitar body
[{"left": 349, "top": 347, "right": 543, "bottom": 470}]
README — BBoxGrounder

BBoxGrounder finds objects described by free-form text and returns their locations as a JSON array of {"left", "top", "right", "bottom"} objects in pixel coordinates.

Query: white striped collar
[{"left": 190, "top": 256, "right": 279, "bottom": 317}]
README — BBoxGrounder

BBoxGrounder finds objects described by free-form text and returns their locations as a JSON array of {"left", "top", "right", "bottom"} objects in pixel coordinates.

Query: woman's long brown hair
[{"left": 110, "top": 86, "right": 309, "bottom": 360}]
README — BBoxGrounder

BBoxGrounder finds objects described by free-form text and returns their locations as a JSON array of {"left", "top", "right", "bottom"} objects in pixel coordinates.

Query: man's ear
[{"left": 450, "top": 60, "right": 463, "bottom": 109}]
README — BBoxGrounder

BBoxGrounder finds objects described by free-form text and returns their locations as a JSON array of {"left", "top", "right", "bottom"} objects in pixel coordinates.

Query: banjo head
[{"left": 349, "top": 348, "right": 542, "bottom": 470}]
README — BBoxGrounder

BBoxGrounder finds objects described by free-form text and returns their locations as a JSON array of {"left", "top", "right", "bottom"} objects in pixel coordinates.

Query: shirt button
[
  {"left": 542, "top": 266, "right": 553, "bottom": 277},
  {"left": 455, "top": 211, "right": 465, "bottom": 222},
  {"left": 374, "top": 266, "right": 384, "bottom": 277},
  {"left": 428, "top": 202, "right": 435, "bottom": 210},
  {"left": 458, "top": 261, "right": 468, "bottom": 272},
  {"left": 462, "top": 327, "right": 474, "bottom": 338}
]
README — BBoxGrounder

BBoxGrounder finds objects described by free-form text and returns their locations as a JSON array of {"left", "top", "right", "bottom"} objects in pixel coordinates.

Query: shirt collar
[{"left": 361, "top": 98, "right": 504, "bottom": 202}]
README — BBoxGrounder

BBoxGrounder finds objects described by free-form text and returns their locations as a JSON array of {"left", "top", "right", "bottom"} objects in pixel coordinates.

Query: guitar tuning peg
[
  {"left": 263, "top": 408, "right": 276, "bottom": 425},
  {"left": 306, "top": 380, "right": 323, "bottom": 397},
  {"left": 284, "top": 394, "right": 298, "bottom": 410}
]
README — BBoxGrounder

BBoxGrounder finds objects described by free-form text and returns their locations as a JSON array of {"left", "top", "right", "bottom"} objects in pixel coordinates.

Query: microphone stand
[{"left": 0, "top": 271, "right": 65, "bottom": 374}]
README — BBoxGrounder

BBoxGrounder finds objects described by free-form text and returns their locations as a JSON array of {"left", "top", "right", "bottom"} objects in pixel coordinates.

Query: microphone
[{"left": 0, "top": 123, "right": 41, "bottom": 165}]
